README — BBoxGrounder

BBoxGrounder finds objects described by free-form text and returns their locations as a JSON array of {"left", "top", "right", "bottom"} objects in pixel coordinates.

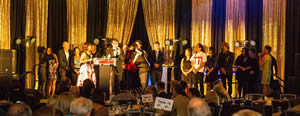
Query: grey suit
[{"left": 58, "top": 49, "right": 71, "bottom": 78}]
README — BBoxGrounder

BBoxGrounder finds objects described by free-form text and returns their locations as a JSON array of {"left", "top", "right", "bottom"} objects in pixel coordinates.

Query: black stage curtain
[
  {"left": 129, "top": 0, "right": 151, "bottom": 53},
  {"left": 246, "top": 0, "right": 263, "bottom": 52},
  {"left": 285, "top": 0, "right": 300, "bottom": 77},
  {"left": 87, "top": 0, "right": 107, "bottom": 43},
  {"left": 10, "top": 0, "right": 26, "bottom": 75},
  {"left": 47, "top": 0, "right": 68, "bottom": 54},
  {"left": 211, "top": 0, "right": 226, "bottom": 54},
  {"left": 173, "top": 0, "right": 192, "bottom": 80}
]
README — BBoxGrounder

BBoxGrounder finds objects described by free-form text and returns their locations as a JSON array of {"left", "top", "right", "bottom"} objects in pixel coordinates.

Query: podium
[{"left": 94, "top": 58, "right": 116, "bottom": 99}]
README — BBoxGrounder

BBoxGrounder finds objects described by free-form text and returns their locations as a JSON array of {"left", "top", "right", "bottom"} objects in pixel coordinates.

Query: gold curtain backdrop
[
  {"left": 191, "top": 0, "right": 212, "bottom": 48},
  {"left": 67, "top": 0, "right": 88, "bottom": 48},
  {"left": 263, "top": 0, "right": 286, "bottom": 88},
  {"left": 142, "top": 0, "right": 175, "bottom": 47},
  {"left": 225, "top": 0, "right": 246, "bottom": 55},
  {"left": 0, "top": 0, "right": 11, "bottom": 49},
  {"left": 25, "top": 0, "right": 48, "bottom": 89},
  {"left": 106, "top": 0, "right": 139, "bottom": 45}
]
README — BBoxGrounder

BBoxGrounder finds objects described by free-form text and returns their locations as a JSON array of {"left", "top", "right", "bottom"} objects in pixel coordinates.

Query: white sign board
[
  {"left": 141, "top": 94, "right": 153, "bottom": 103},
  {"left": 154, "top": 97, "right": 174, "bottom": 111}
]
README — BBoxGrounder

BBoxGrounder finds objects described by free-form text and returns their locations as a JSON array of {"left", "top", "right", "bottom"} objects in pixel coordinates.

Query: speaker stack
[{"left": 0, "top": 49, "right": 17, "bottom": 89}]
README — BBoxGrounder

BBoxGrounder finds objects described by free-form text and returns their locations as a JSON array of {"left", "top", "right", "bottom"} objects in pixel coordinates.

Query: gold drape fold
[
  {"left": 225, "top": 0, "right": 246, "bottom": 55},
  {"left": 263, "top": 0, "right": 286, "bottom": 87},
  {"left": 67, "top": 0, "right": 88, "bottom": 47},
  {"left": 0, "top": 0, "right": 11, "bottom": 49},
  {"left": 142, "top": 0, "right": 175, "bottom": 47},
  {"left": 191, "top": 0, "right": 212, "bottom": 48},
  {"left": 106, "top": 0, "right": 139, "bottom": 45},
  {"left": 25, "top": 0, "right": 48, "bottom": 89}
]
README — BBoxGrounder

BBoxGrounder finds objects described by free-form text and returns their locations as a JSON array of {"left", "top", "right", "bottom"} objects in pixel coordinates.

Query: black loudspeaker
[
  {"left": 285, "top": 76, "right": 300, "bottom": 96},
  {"left": 295, "top": 53, "right": 300, "bottom": 76},
  {"left": 0, "top": 49, "right": 12, "bottom": 76},
  {"left": 0, "top": 49, "right": 13, "bottom": 88}
]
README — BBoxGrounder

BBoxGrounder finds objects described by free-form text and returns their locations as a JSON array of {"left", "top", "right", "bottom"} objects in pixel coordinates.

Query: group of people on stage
[{"left": 37, "top": 39, "right": 277, "bottom": 98}]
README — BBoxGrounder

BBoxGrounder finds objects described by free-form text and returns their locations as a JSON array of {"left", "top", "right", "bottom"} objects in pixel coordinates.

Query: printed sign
[
  {"left": 154, "top": 97, "right": 174, "bottom": 111},
  {"left": 141, "top": 94, "right": 153, "bottom": 103}
]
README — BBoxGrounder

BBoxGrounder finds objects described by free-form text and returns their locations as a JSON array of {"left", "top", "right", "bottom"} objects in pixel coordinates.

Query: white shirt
[
  {"left": 64, "top": 50, "right": 69, "bottom": 61},
  {"left": 190, "top": 52, "right": 207, "bottom": 72}
]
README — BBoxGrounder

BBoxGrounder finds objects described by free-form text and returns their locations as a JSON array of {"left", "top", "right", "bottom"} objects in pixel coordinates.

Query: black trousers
[
  {"left": 192, "top": 72, "right": 204, "bottom": 95},
  {"left": 237, "top": 71, "right": 250, "bottom": 98},
  {"left": 151, "top": 70, "right": 162, "bottom": 85},
  {"left": 221, "top": 73, "right": 232, "bottom": 96}
]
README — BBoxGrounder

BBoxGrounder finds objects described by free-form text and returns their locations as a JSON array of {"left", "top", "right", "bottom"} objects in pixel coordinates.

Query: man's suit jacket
[
  {"left": 157, "top": 91, "right": 170, "bottom": 99},
  {"left": 149, "top": 50, "right": 164, "bottom": 72},
  {"left": 105, "top": 47, "right": 125, "bottom": 76},
  {"left": 58, "top": 49, "right": 71, "bottom": 75},
  {"left": 129, "top": 49, "right": 149, "bottom": 74},
  {"left": 218, "top": 51, "right": 234, "bottom": 74}
]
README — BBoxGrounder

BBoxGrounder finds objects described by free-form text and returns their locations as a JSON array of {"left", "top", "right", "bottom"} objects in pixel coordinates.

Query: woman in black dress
[
  {"left": 205, "top": 47, "right": 219, "bottom": 90},
  {"left": 235, "top": 48, "right": 251, "bottom": 98},
  {"left": 247, "top": 48, "right": 260, "bottom": 93},
  {"left": 180, "top": 48, "right": 193, "bottom": 88}
]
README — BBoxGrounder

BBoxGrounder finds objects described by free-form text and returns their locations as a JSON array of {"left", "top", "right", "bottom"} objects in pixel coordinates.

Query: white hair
[
  {"left": 188, "top": 98, "right": 211, "bottom": 116},
  {"left": 70, "top": 97, "right": 93, "bottom": 116}
]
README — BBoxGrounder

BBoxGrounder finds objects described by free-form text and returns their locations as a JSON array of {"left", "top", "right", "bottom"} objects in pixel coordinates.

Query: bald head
[
  {"left": 188, "top": 98, "right": 211, "bottom": 116},
  {"left": 62, "top": 41, "right": 69, "bottom": 50},
  {"left": 7, "top": 103, "right": 32, "bottom": 116}
]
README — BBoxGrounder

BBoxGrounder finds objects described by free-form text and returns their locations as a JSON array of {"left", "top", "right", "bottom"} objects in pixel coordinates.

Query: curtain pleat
[
  {"left": 142, "top": 0, "right": 175, "bottom": 47},
  {"left": 263, "top": 0, "right": 286, "bottom": 87},
  {"left": 106, "top": 0, "right": 139, "bottom": 45},
  {"left": 225, "top": 0, "right": 246, "bottom": 55},
  {"left": 0, "top": 0, "right": 11, "bottom": 49},
  {"left": 25, "top": 0, "right": 48, "bottom": 89},
  {"left": 67, "top": 0, "right": 88, "bottom": 48},
  {"left": 191, "top": 0, "right": 212, "bottom": 48}
]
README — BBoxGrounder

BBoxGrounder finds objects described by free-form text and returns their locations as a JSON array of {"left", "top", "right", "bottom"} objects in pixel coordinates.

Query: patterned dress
[
  {"left": 48, "top": 59, "right": 57, "bottom": 80},
  {"left": 77, "top": 52, "right": 96, "bottom": 87}
]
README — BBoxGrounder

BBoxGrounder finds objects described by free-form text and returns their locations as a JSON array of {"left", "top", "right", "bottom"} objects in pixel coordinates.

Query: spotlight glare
[
  {"left": 250, "top": 40, "right": 256, "bottom": 46},
  {"left": 16, "top": 38, "right": 22, "bottom": 45},
  {"left": 94, "top": 38, "right": 100, "bottom": 45}
]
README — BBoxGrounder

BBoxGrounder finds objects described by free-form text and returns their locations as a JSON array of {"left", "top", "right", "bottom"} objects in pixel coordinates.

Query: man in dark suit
[
  {"left": 156, "top": 81, "right": 170, "bottom": 99},
  {"left": 105, "top": 39, "right": 125, "bottom": 92},
  {"left": 130, "top": 40, "right": 150, "bottom": 90},
  {"left": 218, "top": 42, "right": 234, "bottom": 97},
  {"left": 150, "top": 41, "right": 164, "bottom": 86},
  {"left": 91, "top": 44, "right": 102, "bottom": 87},
  {"left": 58, "top": 41, "right": 71, "bottom": 80}
]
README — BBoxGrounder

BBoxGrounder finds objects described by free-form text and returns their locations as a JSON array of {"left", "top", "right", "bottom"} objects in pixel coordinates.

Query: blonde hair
[
  {"left": 232, "top": 109, "right": 262, "bottom": 116},
  {"left": 70, "top": 97, "right": 93, "bottom": 116},
  {"left": 56, "top": 92, "right": 77, "bottom": 114}
]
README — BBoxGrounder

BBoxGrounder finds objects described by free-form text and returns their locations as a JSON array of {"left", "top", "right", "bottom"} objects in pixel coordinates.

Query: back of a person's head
[
  {"left": 145, "top": 85, "right": 157, "bottom": 97},
  {"left": 56, "top": 92, "right": 77, "bottom": 114},
  {"left": 232, "top": 109, "right": 262, "bottom": 116},
  {"left": 91, "top": 88, "right": 105, "bottom": 105},
  {"left": 70, "top": 86, "right": 80, "bottom": 97},
  {"left": 47, "top": 96, "right": 57, "bottom": 107},
  {"left": 205, "top": 90, "right": 218, "bottom": 104},
  {"left": 33, "top": 106, "right": 63, "bottom": 116},
  {"left": 83, "top": 79, "right": 95, "bottom": 88},
  {"left": 70, "top": 97, "right": 93, "bottom": 116},
  {"left": 189, "top": 88, "right": 201, "bottom": 98},
  {"left": 174, "top": 84, "right": 185, "bottom": 96},
  {"left": 7, "top": 103, "right": 32, "bottom": 116},
  {"left": 188, "top": 98, "right": 211, "bottom": 116},
  {"left": 157, "top": 81, "right": 165, "bottom": 90},
  {"left": 179, "top": 81, "right": 188, "bottom": 90}
]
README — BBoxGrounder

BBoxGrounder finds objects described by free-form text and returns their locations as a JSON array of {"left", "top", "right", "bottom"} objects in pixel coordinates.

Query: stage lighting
[
  {"left": 234, "top": 41, "right": 241, "bottom": 47},
  {"left": 165, "top": 39, "right": 173, "bottom": 46},
  {"left": 93, "top": 38, "right": 100, "bottom": 45},
  {"left": 16, "top": 38, "right": 22, "bottom": 45},
  {"left": 250, "top": 40, "right": 256, "bottom": 46},
  {"left": 181, "top": 40, "right": 188, "bottom": 46},
  {"left": 30, "top": 37, "right": 36, "bottom": 43}
]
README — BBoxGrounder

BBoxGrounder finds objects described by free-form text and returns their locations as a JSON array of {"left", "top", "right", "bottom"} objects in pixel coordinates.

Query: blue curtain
[
  {"left": 211, "top": 0, "right": 226, "bottom": 54},
  {"left": 246, "top": 0, "right": 263, "bottom": 52}
]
